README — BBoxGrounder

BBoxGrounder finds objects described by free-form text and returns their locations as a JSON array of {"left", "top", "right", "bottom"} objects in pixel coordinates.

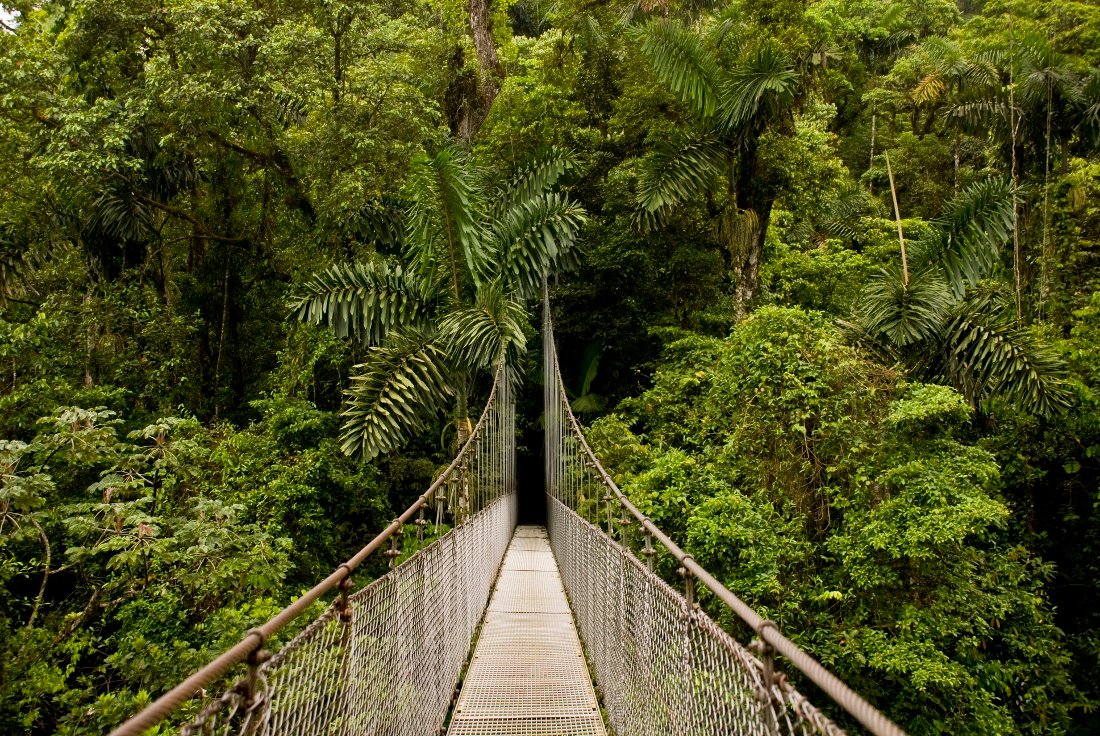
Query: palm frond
[
  {"left": 636, "top": 133, "right": 724, "bottom": 215},
  {"left": 571, "top": 393, "right": 608, "bottom": 414},
  {"left": 718, "top": 44, "right": 799, "bottom": 131},
  {"left": 496, "top": 147, "right": 580, "bottom": 215},
  {"left": 1072, "top": 68, "right": 1100, "bottom": 148},
  {"left": 920, "top": 37, "right": 967, "bottom": 81},
  {"left": 291, "top": 259, "right": 431, "bottom": 343},
  {"left": 859, "top": 266, "right": 954, "bottom": 347},
  {"left": 788, "top": 188, "right": 873, "bottom": 244},
  {"left": 950, "top": 97, "right": 1010, "bottom": 130},
  {"left": 494, "top": 192, "right": 587, "bottom": 298},
  {"left": 407, "top": 145, "right": 490, "bottom": 290},
  {"left": 578, "top": 342, "right": 602, "bottom": 398},
  {"left": 340, "top": 331, "right": 453, "bottom": 460},
  {"left": 88, "top": 188, "right": 157, "bottom": 243},
  {"left": 0, "top": 225, "right": 42, "bottom": 304},
  {"left": 274, "top": 92, "right": 310, "bottom": 129},
  {"left": 912, "top": 71, "right": 946, "bottom": 104},
  {"left": 439, "top": 282, "right": 528, "bottom": 371},
  {"left": 836, "top": 318, "right": 904, "bottom": 366},
  {"left": 936, "top": 291, "right": 1071, "bottom": 416},
  {"left": 637, "top": 18, "right": 721, "bottom": 119},
  {"left": 344, "top": 196, "right": 407, "bottom": 250},
  {"left": 573, "top": 15, "right": 606, "bottom": 54},
  {"left": 932, "top": 177, "right": 1014, "bottom": 295},
  {"left": 966, "top": 50, "right": 1005, "bottom": 89}
]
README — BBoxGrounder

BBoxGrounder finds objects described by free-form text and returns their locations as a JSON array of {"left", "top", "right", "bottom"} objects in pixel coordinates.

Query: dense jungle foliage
[{"left": 1, "top": 0, "right": 1099, "bottom": 733}]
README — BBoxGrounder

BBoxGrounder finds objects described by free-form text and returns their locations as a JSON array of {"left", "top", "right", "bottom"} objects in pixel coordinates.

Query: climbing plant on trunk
[{"left": 633, "top": 18, "right": 803, "bottom": 318}]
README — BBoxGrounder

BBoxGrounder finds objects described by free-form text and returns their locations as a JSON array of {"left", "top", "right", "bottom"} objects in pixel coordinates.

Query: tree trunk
[
  {"left": 731, "top": 142, "right": 774, "bottom": 320},
  {"left": 953, "top": 133, "right": 960, "bottom": 194},
  {"left": 1009, "top": 62, "right": 1023, "bottom": 322},
  {"left": 731, "top": 199, "right": 773, "bottom": 320},
  {"left": 868, "top": 104, "right": 877, "bottom": 195},
  {"left": 446, "top": 0, "right": 505, "bottom": 142},
  {"left": 1039, "top": 81, "right": 1054, "bottom": 320}
]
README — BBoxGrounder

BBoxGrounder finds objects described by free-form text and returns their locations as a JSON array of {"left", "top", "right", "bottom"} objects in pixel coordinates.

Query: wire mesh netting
[
  {"left": 177, "top": 369, "right": 517, "bottom": 736},
  {"left": 542, "top": 291, "right": 848, "bottom": 736}
]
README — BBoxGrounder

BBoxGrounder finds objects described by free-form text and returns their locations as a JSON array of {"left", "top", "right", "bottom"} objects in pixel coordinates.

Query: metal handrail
[
  {"left": 544, "top": 291, "right": 906, "bottom": 736},
  {"left": 108, "top": 358, "right": 508, "bottom": 736}
]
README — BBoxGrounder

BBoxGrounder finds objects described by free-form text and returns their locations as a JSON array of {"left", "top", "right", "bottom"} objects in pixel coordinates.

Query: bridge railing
[
  {"left": 542, "top": 286, "right": 906, "bottom": 736},
  {"left": 110, "top": 359, "right": 516, "bottom": 736}
]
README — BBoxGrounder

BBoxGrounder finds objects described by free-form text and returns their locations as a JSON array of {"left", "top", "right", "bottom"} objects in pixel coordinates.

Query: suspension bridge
[{"left": 108, "top": 291, "right": 906, "bottom": 736}]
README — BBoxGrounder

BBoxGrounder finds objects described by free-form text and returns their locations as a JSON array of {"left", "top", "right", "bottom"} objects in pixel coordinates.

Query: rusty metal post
[
  {"left": 415, "top": 506, "right": 426, "bottom": 544},
  {"left": 641, "top": 526, "right": 655, "bottom": 572},
  {"left": 603, "top": 491, "right": 613, "bottom": 535},
  {"left": 385, "top": 520, "right": 402, "bottom": 569},
  {"left": 239, "top": 630, "right": 271, "bottom": 711},
  {"left": 617, "top": 501, "right": 631, "bottom": 546}
]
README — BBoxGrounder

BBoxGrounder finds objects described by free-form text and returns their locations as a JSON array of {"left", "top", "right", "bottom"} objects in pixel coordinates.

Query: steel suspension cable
[
  {"left": 109, "top": 358, "right": 517, "bottom": 736},
  {"left": 542, "top": 282, "right": 906, "bottom": 736}
]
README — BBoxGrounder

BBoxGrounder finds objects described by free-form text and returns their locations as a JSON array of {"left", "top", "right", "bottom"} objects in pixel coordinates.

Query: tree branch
[
  {"left": 26, "top": 517, "right": 50, "bottom": 628},
  {"left": 135, "top": 195, "right": 249, "bottom": 245}
]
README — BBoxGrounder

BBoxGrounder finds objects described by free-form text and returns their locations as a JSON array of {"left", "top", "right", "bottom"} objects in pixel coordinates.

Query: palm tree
[
  {"left": 949, "top": 33, "right": 1082, "bottom": 320},
  {"left": 632, "top": 18, "right": 802, "bottom": 318},
  {"left": 851, "top": 178, "right": 1070, "bottom": 416},
  {"left": 293, "top": 145, "right": 586, "bottom": 460}
]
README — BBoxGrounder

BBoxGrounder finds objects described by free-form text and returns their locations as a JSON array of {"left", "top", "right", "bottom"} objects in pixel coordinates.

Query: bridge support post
[
  {"left": 617, "top": 499, "right": 631, "bottom": 546},
  {"left": 749, "top": 619, "right": 783, "bottom": 736},
  {"left": 641, "top": 526, "right": 655, "bottom": 572},
  {"left": 385, "top": 519, "right": 402, "bottom": 568},
  {"left": 603, "top": 491, "right": 613, "bottom": 535},
  {"left": 233, "top": 629, "right": 272, "bottom": 735},
  {"left": 415, "top": 507, "right": 426, "bottom": 544}
]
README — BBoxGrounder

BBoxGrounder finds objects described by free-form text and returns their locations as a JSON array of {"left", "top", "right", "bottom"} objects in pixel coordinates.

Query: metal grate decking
[{"left": 447, "top": 526, "right": 607, "bottom": 736}]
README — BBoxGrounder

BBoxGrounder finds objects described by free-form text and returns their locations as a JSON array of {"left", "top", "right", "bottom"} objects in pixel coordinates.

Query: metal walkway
[{"left": 447, "top": 525, "right": 607, "bottom": 736}]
